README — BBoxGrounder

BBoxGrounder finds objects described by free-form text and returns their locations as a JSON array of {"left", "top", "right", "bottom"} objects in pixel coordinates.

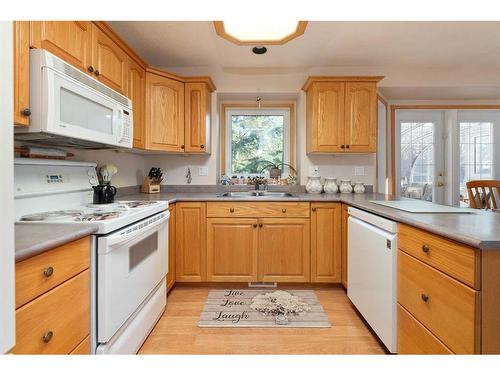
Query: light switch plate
[
  {"left": 198, "top": 166, "right": 208, "bottom": 176},
  {"left": 355, "top": 166, "right": 365, "bottom": 176}
]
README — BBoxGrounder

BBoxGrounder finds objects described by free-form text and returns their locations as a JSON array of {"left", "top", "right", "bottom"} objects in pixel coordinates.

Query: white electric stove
[{"left": 14, "top": 158, "right": 169, "bottom": 354}]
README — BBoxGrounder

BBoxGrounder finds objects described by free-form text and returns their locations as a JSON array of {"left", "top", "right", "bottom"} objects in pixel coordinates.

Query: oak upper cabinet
[
  {"left": 207, "top": 218, "right": 258, "bottom": 281},
  {"left": 13, "top": 21, "right": 30, "bottom": 126},
  {"left": 184, "top": 81, "right": 213, "bottom": 153},
  {"left": 175, "top": 202, "right": 206, "bottom": 282},
  {"left": 303, "top": 76, "right": 382, "bottom": 153},
  {"left": 344, "top": 81, "right": 377, "bottom": 152},
  {"left": 127, "top": 57, "right": 146, "bottom": 149},
  {"left": 145, "top": 69, "right": 185, "bottom": 152},
  {"left": 30, "top": 21, "right": 92, "bottom": 73},
  {"left": 258, "top": 218, "right": 310, "bottom": 282},
  {"left": 306, "top": 81, "right": 345, "bottom": 153},
  {"left": 91, "top": 24, "right": 128, "bottom": 95},
  {"left": 166, "top": 204, "right": 176, "bottom": 292},
  {"left": 311, "top": 203, "right": 342, "bottom": 283}
]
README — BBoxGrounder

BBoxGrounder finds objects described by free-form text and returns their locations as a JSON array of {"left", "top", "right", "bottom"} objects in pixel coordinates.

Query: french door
[{"left": 396, "top": 111, "right": 445, "bottom": 204}]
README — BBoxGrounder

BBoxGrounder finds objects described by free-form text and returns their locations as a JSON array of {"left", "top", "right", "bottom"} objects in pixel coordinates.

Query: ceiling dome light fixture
[
  {"left": 214, "top": 21, "right": 307, "bottom": 46},
  {"left": 252, "top": 46, "right": 267, "bottom": 55}
]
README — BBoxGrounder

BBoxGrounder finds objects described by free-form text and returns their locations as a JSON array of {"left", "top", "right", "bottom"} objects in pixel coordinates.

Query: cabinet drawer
[
  {"left": 398, "top": 251, "right": 479, "bottom": 354},
  {"left": 13, "top": 270, "right": 90, "bottom": 354},
  {"left": 398, "top": 304, "right": 453, "bottom": 354},
  {"left": 207, "top": 202, "right": 310, "bottom": 218},
  {"left": 15, "top": 236, "right": 91, "bottom": 308},
  {"left": 70, "top": 336, "right": 90, "bottom": 355},
  {"left": 398, "top": 224, "right": 479, "bottom": 288}
]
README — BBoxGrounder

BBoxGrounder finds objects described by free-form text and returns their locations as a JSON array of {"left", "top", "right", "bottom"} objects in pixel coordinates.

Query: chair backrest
[{"left": 466, "top": 180, "right": 500, "bottom": 209}]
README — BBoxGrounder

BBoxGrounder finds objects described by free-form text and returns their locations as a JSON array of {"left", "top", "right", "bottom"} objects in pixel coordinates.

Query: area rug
[{"left": 197, "top": 289, "right": 331, "bottom": 328}]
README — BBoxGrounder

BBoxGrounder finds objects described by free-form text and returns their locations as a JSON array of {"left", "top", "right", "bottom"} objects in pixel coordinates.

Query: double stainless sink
[{"left": 217, "top": 191, "right": 297, "bottom": 198}]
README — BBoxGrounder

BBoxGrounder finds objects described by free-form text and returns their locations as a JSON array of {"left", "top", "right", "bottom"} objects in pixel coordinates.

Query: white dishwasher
[{"left": 347, "top": 207, "right": 398, "bottom": 353}]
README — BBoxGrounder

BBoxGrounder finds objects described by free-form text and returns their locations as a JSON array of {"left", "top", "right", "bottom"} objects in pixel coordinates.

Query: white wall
[{"left": 0, "top": 21, "right": 16, "bottom": 354}]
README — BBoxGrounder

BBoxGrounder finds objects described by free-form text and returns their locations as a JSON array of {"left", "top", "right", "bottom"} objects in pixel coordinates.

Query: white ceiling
[{"left": 109, "top": 21, "right": 500, "bottom": 69}]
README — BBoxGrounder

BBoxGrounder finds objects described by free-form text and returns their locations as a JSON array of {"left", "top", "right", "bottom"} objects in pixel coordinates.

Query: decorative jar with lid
[
  {"left": 339, "top": 179, "right": 353, "bottom": 193},
  {"left": 306, "top": 176, "right": 323, "bottom": 194},
  {"left": 323, "top": 177, "right": 339, "bottom": 194},
  {"left": 354, "top": 181, "right": 365, "bottom": 194}
]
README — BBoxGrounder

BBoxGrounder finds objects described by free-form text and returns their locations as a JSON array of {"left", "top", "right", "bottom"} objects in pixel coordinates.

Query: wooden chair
[{"left": 466, "top": 180, "right": 500, "bottom": 209}]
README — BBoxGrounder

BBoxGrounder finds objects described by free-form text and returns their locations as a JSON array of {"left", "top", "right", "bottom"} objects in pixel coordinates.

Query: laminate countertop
[
  {"left": 118, "top": 191, "right": 500, "bottom": 251},
  {"left": 15, "top": 223, "right": 98, "bottom": 262}
]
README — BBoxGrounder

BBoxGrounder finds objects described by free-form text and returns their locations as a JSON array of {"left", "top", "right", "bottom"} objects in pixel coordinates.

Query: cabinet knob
[
  {"left": 229, "top": 208, "right": 234, "bottom": 213},
  {"left": 346, "top": 145, "right": 350, "bottom": 149},
  {"left": 282, "top": 208, "right": 287, "bottom": 213},
  {"left": 422, "top": 244, "right": 430, "bottom": 253},
  {"left": 259, "top": 223, "right": 263, "bottom": 228},
  {"left": 87, "top": 66, "right": 94, "bottom": 73},
  {"left": 312, "top": 207, "right": 317, "bottom": 212},
  {"left": 21, "top": 108, "right": 31, "bottom": 117},
  {"left": 181, "top": 145, "right": 185, "bottom": 150},
  {"left": 43, "top": 266, "right": 54, "bottom": 278},
  {"left": 94, "top": 70, "right": 100, "bottom": 76},
  {"left": 421, "top": 293, "right": 429, "bottom": 302},
  {"left": 252, "top": 224, "right": 257, "bottom": 228},
  {"left": 200, "top": 145, "right": 205, "bottom": 149},
  {"left": 42, "top": 331, "right": 54, "bottom": 343},
  {"left": 340, "top": 145, "right": 345, "bottom": 149}
]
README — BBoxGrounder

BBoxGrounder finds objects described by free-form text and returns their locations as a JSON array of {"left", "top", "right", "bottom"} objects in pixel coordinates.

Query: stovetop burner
[{"left": 20, "top": 210, "right": 84, "bottom": 222}]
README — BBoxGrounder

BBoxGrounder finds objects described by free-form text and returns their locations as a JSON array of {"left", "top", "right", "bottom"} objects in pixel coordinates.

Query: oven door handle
[{"left": 105, "top": 213, "right": 169, "bottom": 247}]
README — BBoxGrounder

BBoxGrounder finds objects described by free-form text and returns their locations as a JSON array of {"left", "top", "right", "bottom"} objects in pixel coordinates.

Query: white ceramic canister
[
  {"left": 323, "top": 177, "right": 339, "bottom": 194},
  {"left": 339, "top": 179, "right": 353, "bottom": 193},
  {"left": 354, "top": 181, "right": 365, "bottom": 194},
  {"left": 306, "top": 176, "right": 323, "bottom": 194}
]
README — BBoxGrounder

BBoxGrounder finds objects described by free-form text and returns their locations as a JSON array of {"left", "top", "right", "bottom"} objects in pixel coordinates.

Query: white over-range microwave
[{"left": 15, "top": 49, "right": 133, "bottom": 149}]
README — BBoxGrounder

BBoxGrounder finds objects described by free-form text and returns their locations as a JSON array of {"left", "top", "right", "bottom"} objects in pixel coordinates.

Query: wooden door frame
[
  {"left": 389, "top": 105, "right": 500, "bottom": 195},
  {"left": 219, "top": 101, "right": 296, "bottom": 177}
]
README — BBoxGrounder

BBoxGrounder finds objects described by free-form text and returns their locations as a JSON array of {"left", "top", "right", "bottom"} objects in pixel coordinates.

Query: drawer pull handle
[
  {"left": 42, "top": 331, "right": 53, "bottom": 343},
  {"left": 422, "top": 244, "right": 430, "bottom": 253},
  {"left": 43, "top": 266, "right": 54, "bottom": 278},
  {"left": 229, "top": 208, "right": 234, "bottom": 213},
  {"left": 312, "top": 207, "right": 317, "bottom": 212},
  {"left": 282, "top": 208, "right": 287, "bottom": 213},
  {"left": 259, "top": 223, "right": 263, "bottom": 228},
  {"left": 252, "top": 224, "right": 257, "bottom": 228},
  {"left": 421, "top": 293, "right": 429, "bottom": 302}
]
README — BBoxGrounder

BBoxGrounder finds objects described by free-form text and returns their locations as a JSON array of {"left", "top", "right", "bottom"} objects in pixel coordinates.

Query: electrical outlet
[
  {"left": 309, "top": 166, "right": 320, "bottom": 176},
  {"left": 198, "top": 166, "right": 208, "bottom": 176},
  {"left": 355, "top": 166, "right": 365, "bottom": 176}
]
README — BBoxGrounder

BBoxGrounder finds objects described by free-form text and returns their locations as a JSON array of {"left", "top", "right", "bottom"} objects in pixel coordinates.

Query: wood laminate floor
[{"left": 139, "top": 285, "right": 387, "bottom": 354}]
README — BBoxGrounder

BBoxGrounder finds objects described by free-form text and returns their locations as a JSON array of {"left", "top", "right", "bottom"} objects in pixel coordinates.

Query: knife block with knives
[{"left": 141, "top": 167, "right": 163, "bottom": 194}]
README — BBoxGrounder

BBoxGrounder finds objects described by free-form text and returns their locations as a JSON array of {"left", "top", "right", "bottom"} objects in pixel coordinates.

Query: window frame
[{"left": 220, "top": 103, "right": 296, "bottom": 178}]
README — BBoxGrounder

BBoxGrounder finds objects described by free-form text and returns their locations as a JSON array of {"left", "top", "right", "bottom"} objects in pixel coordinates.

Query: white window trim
[{"left": 224, "top": 107, "right": 291, "bottom": 177}]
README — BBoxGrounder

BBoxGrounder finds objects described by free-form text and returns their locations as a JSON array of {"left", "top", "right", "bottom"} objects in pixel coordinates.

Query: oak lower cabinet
[
  {"left": 175, "top": 202, "right": 206, "bottom": 282},
  {"left": 311, "top": 203, "right": 342, "bottom": 282},
  {"left": 12, "top": 236, "right": 91, "bottom": 354},
  {"left": 258, "top": 218, "right": 310, "bottom": 282},
  {"left": 166, "top": 204, "right": 176, "bottom": 292},
  {"left": 303, "top": 76, "right": 382, "bottom": 154},
  {"left": 207, "top": 218, "right": 259, "bottom": 281}
]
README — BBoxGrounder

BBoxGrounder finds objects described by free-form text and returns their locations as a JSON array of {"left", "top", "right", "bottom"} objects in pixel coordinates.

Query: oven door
[
  {"left": 43, "top": 67, "right": 129, "bottom": 148},
  {"left": 97, "top": 211, "right": 169, "bottom": 343}
]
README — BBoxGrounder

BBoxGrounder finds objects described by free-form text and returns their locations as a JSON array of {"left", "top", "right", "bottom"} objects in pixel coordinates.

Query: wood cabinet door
[
  {"left": 344, "top": 81, "right": 377, "bottom": 152},
  {"left": 13, "top": 21, "right": 30, "bottom": 126},
  {"left": 341, "top": 204, "right": 349, "bottom": 288},
  {"left": 258, "top": 218, "right": 310, "bottom": 282},
  {"left": 91, "top": 24, "right": 128, "bottom": 94},
  {"left": 307, "top": 82, "right": 345, "bottom": 153},
  {"left": 145, "top": 72, "right": 185, "bottom": 152},
  {"left": 30, "top": 21, "right": 92, "bottom": 73},
  {"left": 185, "top": 82, "right": 211, "bottom": 153},
  {"left": 207, "top": 218, "right": 258, "bottom": 281},
  {"left": 166, "top": 204, "right": 176, "bottom": 292},
  {"left": 175, "top": 202, "right": 206, "bottom": 282},
  {"left": 311, "top": 203, "right": 342, "bottom": 282},
  {"left": 127, "top": 57, "right": 146, "bottom": 149}
]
